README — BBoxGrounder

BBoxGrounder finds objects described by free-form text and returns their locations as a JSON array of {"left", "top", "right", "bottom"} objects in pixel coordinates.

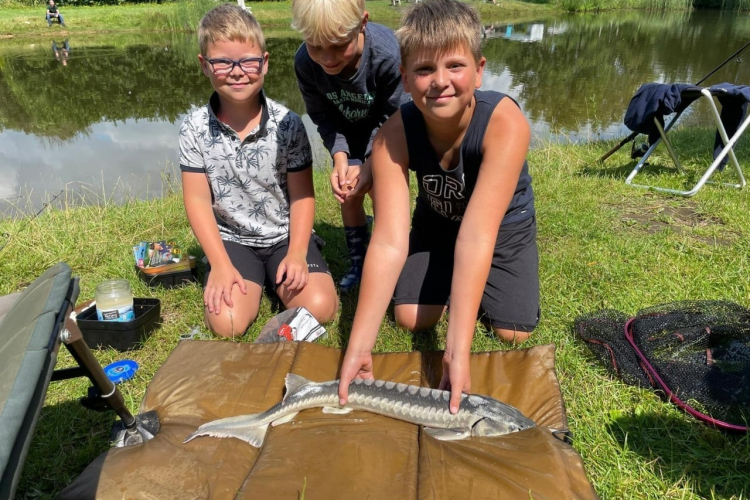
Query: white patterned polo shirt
[{"left": 179, "top": 91, "right": 313, "bottom": 247}]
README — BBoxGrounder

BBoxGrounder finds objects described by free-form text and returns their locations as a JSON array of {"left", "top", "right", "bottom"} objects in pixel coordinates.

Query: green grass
[
  {"left": 0, "top": 0, "right": 554, "bottom": 38},
  {"left": 1, "top": 0, "right": 747, "bottom": 40},
  {"left": 2, "top": 127, "right": 750, "bottom": 498}
]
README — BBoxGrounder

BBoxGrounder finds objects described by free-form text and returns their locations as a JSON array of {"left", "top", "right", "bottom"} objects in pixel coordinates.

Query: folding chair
[
  {"left": 622, "top": 82, "right": 749, "bottom": 197},
  {"left": 0, "top": 263, "right": 158, "bottom": 500}
]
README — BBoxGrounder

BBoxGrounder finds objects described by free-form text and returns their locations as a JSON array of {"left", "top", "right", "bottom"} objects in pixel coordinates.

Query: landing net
[{"left": 575, "top": 301, "right": 750, "bottom": 431}]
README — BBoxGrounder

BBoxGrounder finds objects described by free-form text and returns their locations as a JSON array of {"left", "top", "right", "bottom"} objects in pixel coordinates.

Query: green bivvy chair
[{"left": 0, "top": 263, "right": 158, "bottom": 500}]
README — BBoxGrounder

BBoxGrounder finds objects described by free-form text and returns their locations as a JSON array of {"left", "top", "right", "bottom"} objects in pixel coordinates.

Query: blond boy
[
  {"left": 291, "top": 0, "right": 408, "bottom": 292},
  {"left": 180, "top": 4, "right": 338, "bottom": 337},
  {"left": 339, "top": 0, "right": 539, "bottom": 412}
]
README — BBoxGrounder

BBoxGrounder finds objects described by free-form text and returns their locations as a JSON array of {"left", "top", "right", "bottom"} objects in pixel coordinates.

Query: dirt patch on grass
[{"left": 613, "top": 195, "right": 736, "bottom": 246}]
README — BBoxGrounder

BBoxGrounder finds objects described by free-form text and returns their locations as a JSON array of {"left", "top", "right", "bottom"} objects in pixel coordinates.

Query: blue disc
[{"left": 104, "top": 360, "right": 139, "bottom": 384}]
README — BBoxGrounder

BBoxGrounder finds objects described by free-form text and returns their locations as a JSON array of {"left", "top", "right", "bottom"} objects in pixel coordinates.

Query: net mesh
[{"left": 575, "top": 300, "right": 750, "bottom": 429}]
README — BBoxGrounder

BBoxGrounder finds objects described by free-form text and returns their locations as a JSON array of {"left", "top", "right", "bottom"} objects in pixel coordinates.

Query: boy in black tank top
[{"left": 338, "top": 0, "right": 540, "bottom": 414}]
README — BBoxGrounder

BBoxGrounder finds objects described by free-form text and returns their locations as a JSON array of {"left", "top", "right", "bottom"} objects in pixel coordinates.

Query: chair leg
[
  {"left": 59, "top": 313, "right": 159, "bottom": 446},
  {"left": 625, "top": 111, "right": 684, "bottom": 187},
  {"left": 625, "top": 92, "right": 747, "bottom": 197}
]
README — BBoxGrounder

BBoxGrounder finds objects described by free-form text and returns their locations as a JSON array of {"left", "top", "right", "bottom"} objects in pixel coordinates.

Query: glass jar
[{"left": 95, "top": 279, "right": 135, "bottom": 322}]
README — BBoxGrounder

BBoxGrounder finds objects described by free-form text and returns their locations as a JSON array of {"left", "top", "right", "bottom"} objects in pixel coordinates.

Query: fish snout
[{"left": 471, "top": 416, "right": 534, "bottom": 437}]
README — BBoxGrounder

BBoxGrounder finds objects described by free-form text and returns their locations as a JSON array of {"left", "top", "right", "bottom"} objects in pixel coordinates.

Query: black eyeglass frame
[{"left": 205, "top": 56, "right": 265, "bottom": 75}]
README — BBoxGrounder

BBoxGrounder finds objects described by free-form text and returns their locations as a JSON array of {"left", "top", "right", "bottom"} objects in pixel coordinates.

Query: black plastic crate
[
  {"left": 76, "top": 298, "right": 161, "bottom": 351},
  {"left": 136, "top": 266, "right": 198, "bottom": 289}
]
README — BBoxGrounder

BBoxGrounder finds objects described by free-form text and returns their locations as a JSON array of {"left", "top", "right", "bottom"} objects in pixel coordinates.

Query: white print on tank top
[{"left": 422, "top": 173, "right": 467, "bottom": 221}]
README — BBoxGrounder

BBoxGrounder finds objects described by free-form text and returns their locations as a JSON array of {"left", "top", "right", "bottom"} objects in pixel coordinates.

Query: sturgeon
[{"left": 184, "top": 374, "right": 536, "bottom": 447}]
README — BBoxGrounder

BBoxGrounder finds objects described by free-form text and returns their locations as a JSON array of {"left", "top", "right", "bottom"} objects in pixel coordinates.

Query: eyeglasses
[{"left": 206, "top": 57, "right": 264, "bottom": 76}]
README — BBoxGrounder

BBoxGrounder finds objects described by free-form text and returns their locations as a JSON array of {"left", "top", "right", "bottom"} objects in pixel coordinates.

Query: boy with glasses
[
  {"left": 180, "top": 4, "right": 338, "bottom": 338},
  {"left": 292, "top": 0, "right": 408, "bottom": 292}
]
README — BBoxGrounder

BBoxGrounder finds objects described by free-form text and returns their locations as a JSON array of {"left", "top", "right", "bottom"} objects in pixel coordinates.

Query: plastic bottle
[{"left": 95, "top": 279, "right": 135, "bottom": 322}]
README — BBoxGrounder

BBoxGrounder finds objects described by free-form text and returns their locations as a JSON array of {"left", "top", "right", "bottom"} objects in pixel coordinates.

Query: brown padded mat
[{"left": 58, "top": 342, "right": 598, "bottom": 500}]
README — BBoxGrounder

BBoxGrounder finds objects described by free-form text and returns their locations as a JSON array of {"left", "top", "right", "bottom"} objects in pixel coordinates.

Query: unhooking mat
[{"left": 58, "top": 341, "right": 598, "bottom": 500}]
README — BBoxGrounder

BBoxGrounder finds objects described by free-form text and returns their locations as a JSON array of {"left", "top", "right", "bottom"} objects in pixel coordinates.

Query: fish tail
[{"left": 184, "top": 414, "right": 269, "bottom": 448}]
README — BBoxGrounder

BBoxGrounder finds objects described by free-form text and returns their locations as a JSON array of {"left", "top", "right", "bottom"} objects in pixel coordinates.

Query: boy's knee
[
  {"left": 204, "top": 307, "right": 256, "bottom": 338},
  {"left": 493, "top": 327, "right": 531, "bottom": 344},
  {"left": 302, "top": 291, "right": 339, "bottom": 324},
  {"left": 395, "top": 308, "right": 440, "bottom": 332}
]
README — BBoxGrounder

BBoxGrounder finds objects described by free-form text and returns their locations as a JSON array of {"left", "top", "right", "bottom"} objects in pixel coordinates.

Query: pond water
[{"left": 0, "top": 10, "right": 748, "bottom": 213}]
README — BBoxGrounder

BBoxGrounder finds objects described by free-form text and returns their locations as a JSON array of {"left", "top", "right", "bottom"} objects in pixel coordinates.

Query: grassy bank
[
  {"left": 5, "top": 0, "right": 747, "bottom": 40},
  {"left": 2, "top": 129, "right": 749, "bottom": 499},
  {"left": 2, "top": 0, "right": 749, "bottom": 39},
  {"left": 0, "top": 0, "right": 554, "bottom": 38}
]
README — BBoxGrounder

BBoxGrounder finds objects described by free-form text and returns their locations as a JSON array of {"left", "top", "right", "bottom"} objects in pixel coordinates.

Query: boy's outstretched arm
[
  {"left": 338, "top": 114, "right": 411, "bottom": 405},
  {"left": 277, "top": 167, "right": 315, "bottom": 291},
  {"left": 182, "top": 172, "right": 247, "bottom": 314},
  {"left": 441, "top": 98, "right": 531, "bottom": 414}
]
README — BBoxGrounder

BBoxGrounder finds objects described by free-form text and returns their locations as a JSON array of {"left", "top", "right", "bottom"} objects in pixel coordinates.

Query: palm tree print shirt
[{"left": 179, "top": 91, "right": 313, "bottom": 247}]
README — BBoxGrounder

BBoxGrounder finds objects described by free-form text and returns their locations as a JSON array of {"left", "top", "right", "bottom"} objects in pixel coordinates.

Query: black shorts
[
  {"left": 208, "top": 234, "right": 331, "bottom": 288},
  {"left": 393, "top": 215, "right": 540, "bottom": 332}
]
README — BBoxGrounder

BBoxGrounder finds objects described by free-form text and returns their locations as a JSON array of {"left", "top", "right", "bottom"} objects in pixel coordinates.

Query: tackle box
[{"left": 136, "top": 255, "right": 198, "bottom": 288}]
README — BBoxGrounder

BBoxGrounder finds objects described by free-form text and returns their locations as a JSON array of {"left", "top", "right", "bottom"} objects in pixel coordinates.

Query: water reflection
[
  {"left": 0, "top": 11, "right": 748, "bottom": 212},
  {"left": 52, "top": 39, "right": 69, "bottom": 66},
  {"left": 481, "top": 11, "right": 750, "bottom": 143},
  {"left": 482, "top": 22, "right": 553, "bottom": 42}
]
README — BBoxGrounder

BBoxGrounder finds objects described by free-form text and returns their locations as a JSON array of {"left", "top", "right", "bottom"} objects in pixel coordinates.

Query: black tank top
[{"left": 401, "top": 89, "right": 534, "bottom": 226}]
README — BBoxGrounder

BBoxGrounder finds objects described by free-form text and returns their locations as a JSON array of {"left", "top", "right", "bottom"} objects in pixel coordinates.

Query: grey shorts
[
  {"left": 208, "top": 234, "right": 331, "bottom": 288},
  {"left": 393, "top": 215, "right": 540, "bottom": 332}
]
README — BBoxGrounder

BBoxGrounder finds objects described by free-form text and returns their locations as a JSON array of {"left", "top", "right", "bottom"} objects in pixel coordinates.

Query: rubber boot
[{"left": 339, "top": 218, "right": 372, "bottom": 292}]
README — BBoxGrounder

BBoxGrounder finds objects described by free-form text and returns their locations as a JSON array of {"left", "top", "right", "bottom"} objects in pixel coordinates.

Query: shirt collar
[{"left": 207, "top": 89, "right": 270, "bottom": 138}]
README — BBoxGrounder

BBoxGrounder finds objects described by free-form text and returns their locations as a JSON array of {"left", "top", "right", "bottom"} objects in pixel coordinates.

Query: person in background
[
  {"left": 179, "top": 4, "right": 339, "bottom": 338},
  {"left": 338, "top": 0, "right": 540, "bottom": 414},
  {"left": 291, "top": 0, "right": 408, "bottom": 292},
  {"left": 46, "top": 0, "right": 66, "bottom": 28}
]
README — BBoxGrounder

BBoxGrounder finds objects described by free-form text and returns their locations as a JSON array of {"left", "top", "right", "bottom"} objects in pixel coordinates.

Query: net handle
[{"left": 623, "top": 318, "right": 748, "bottom": 433}]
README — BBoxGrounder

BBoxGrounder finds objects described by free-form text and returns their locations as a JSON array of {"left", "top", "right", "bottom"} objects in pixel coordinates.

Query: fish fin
[
  {"left": 271, "top": 411, "right": 299, "bottom": 426},
  {"left": 184, "top": 420, "right": 269, "bottom": 448},
  {"left": 284, "top": 373, "right": 312, "bottom": 400},
  {"left": 321, "top": 406, "right": 354, "bottom": 415},
  {"left": 423, "top": 427, "right": 471, "bottom": 441}
]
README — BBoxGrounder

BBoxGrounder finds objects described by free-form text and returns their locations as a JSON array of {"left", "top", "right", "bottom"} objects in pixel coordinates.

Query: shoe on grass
[{"left": 338, "top": 266, "right": 362, "bottom": 293}]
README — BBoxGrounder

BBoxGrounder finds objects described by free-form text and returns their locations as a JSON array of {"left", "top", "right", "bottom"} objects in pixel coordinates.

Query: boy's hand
[
  {"left": 276, "top": 252, "right": 309, "bottom": 291},
  {"left": 204, "top": 264, "right": 247, "bottom": 315},
  {"left": 347, "top": 157, "right": 372, "bottom": 197},
  {"left": 330, "top": 159, "right": 353, "bottom": 204},
  {"left": 338, "top": 348, "right": 374, "bottom": 405},
  {"left": 438, "top": 350, "right": 471, "bottom": 415}
]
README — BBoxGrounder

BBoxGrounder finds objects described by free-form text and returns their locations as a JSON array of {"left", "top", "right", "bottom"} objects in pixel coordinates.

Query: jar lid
[
  {"left": 103, "top": 359, "right": 139, "bottom": 384},
  {"left": 96, "top": 279, "right": 132, "bottom": 293}
]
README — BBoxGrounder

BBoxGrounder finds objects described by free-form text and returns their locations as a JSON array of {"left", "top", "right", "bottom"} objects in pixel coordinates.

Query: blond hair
[
  {"left": 291, "top": 0, "right": 365, "bottom": 46},
  {"left": 198, "top": 4, "right": 266, "bottom": 56},
  {"left": 396, "top": 0, "right": 482, "bottom": 63}
]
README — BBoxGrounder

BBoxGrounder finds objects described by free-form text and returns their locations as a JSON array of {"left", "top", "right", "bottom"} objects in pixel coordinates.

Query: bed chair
[
  {"left": 623, "top": 82, "right": 749, "bottom": 196},
  {"left": 0, "top": 263, "right": 158, "bottom": 500}
]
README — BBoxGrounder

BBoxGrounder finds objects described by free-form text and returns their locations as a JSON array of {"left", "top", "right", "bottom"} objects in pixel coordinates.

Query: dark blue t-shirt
[{"left": 294, "top": 23, "right": 408, "bottom": 161}]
